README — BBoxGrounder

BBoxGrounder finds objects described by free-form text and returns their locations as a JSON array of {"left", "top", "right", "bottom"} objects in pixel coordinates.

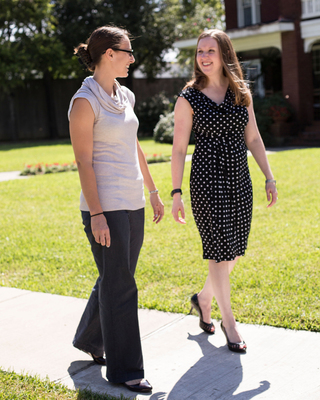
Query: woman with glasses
[{"left": 68, "top": 25, "right": 164, "bottom": 393}]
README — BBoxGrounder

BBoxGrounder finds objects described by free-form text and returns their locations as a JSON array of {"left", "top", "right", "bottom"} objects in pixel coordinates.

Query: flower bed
[
  {"left": 20, "top": 155, "right": 170, "bottom": 176},
  {"left": 144, "top": 153, "right": 171, "bottom": 164},
  {"left": 20, "top": 162, "right": 78, "bottom": 176}
]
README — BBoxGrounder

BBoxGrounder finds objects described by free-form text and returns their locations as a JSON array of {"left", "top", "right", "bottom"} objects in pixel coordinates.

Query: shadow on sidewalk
[{"left": 150, "top": 333, "right": 270, "bottom": 400}]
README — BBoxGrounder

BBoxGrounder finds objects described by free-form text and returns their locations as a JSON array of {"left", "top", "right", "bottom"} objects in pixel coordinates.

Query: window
[
  {"left": 237, "top": 0, "right": 261, "bottom": 27},
  {"left": 243, "top": 0, "right": 253, "bottom": 26},
  {"left": 243, "top": 59, "right": 265, "bottom": 97},
  {"left": 312, "top": 43, "right": 320, "bottom": 119},
  {"left": 312, "top": 44, "right": 320, "bottom": 88},
  {"left": 301, "top": 0, "right": 320, "bottom": 18}
]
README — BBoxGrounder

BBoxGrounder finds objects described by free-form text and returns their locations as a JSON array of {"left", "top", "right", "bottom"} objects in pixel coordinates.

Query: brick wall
[
  {"left": 224, "top": 0, "right": 238, "bottom": 30},
  {"left": 279, "top": 0, "right": 301, "bottom": 19},
  {"left": 281, "top": 25, "right": 313, "bottom": 125},
  {"left": 261, "top": 0, "right": 279, "bottom": 23}
]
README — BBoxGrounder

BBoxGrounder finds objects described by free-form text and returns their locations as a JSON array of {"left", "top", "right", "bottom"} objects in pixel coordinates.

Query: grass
[
  {"left": 0, "top": 140, "right": 75, "bottom": 172},
  {"left": 0, "top": 145, "right": 319, "bottom": 332},
  {"left": 0, "top": 138, "right": 194, "bottom": 172},
  {"left": 0, "top": 369, "right": 134, "bottom": 400},
  {"left": 0, "top": 144, "right": 319, "bottom": 397}
]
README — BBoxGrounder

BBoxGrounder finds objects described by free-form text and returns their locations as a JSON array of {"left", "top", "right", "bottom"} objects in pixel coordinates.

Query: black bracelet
[
  {"left": 171, "top": 188, "right": 182, "bottom": 197},
  {"left": 91, "top": 212, "right": 104, "bottom": 218}
]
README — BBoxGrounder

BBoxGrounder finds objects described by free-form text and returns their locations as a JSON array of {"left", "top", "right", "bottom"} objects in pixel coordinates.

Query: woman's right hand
[
  {"left": 91, "top": 214, "right": 111, "bottom": 247},
  {"left": 171, "top": 195, "right": 186, "bottom": 224}
]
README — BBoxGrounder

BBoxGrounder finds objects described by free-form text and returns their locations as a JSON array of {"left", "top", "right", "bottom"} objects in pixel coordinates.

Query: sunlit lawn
[
  {"left": 0, "top": 144, "right": 319, "bottom": 332},
  {"left": 0, "top": 138, "right": 194, "bottom": 172},
  {"left": 0, "top": 369, "right": 134, "bottom": 400}
]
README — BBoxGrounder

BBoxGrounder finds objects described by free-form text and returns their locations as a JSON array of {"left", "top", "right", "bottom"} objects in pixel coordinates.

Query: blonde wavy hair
[{"left": 184, "top": 29, "right": 251, "bottom": 107}]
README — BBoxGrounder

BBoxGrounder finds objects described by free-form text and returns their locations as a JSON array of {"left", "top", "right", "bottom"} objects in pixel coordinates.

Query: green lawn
[
  {"left": 0, "top": 144, "right": 319, "bottom": 332},
  {"left": 0, "top": 144, "right": 319, "bottom": 398},
  {"left": 0, "top": 138, "right": 194, "bottom": 172},
  {"left": 0, "top": 369, "right": 134, "bottom": 400}
]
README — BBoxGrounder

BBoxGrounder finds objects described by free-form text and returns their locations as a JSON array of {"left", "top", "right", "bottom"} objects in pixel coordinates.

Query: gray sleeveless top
[{"left": 68, "top": 76, "right": 145, "bottom": 212}]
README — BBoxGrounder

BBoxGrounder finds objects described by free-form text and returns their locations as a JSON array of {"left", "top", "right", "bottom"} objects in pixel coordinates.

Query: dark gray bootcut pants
[{"left": 73, "top": 208, "right": 145, "bottom": 383}]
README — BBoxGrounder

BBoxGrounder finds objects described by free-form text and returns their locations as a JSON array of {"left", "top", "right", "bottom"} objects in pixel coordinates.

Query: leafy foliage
[
  {"left": 0, "top": 0, "right": 225, "bottom": 93},
  {"left": 253, "top": 93, "right": 295, "bottom": 146},
  {"left": 153, "top": 111, "right": 175, "bottom": 143},
  {"left": 135, "top": 92, "right": 175, "bottom": 136},
  {"left": 169, "top": 0, "right": 225, "bottom": 72},
  {"left": 53, "top": 0, "right": 177, "bottom": 81},
  {"left": 153, "top": 111, "right": 195, "bottom": 144},
  {"left": 0, "top": 0, "right": 70, "bottom": 93}
]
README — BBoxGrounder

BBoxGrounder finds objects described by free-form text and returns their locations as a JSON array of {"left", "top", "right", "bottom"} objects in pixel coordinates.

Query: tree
[
  {"left": 0, "top": 0, "right": 71, "bottom": 87},
  {"left": 0, "top": 0, "right": 224, "bottom": 140},
  {"left": 0, "top": 0, "right": 71, "bottom": 139},
  {"left": 168, "top": 0, "right": 225, "bottom": 73},
  {"left": 53, "top": 0, "right": 177, "bottom": 85}
]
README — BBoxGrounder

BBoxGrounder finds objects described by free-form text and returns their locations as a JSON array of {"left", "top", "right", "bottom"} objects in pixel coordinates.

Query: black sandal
[
  {"left": 190, "top": 293, "right": 215, "bottom": 334},
  {"left": 221, "top": 321, "right": 247, "bottom": 353},
  {"left": 124, "top": 379, "right": 152, "bottom": 393},
  {"left": 89, "top": 353, "right": 106, "bottom": 365}
]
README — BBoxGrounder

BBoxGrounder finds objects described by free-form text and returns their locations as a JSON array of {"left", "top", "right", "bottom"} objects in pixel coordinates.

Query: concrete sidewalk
[
  {"left": 0, "top": 287, "right": 319, "bottom": 399},
  {"left": 0, "top": 171, "right": 29, "bottom": 182}
]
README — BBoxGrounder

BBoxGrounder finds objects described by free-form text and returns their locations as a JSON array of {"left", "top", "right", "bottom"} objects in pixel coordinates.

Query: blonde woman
[
  {"left": 171, "top": 29, "right": 277, "bottom": 352},
  {"left": 68, "top": 26, "right": 164, "bottom": 393}
]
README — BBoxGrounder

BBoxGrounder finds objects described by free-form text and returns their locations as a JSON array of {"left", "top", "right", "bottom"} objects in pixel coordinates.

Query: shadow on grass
[{"left": 0, "top": 139, "right": 71, "bottom": 151}]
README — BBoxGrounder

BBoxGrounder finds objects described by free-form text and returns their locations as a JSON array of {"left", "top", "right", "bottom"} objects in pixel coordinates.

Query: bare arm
[
  {"left": 137, "top": 139, "right": 164, "bottom": 224},
  {"left": 244, "top": 93, "right": 278, "bottom": 207},
  {"left": 69, "top": 98, "right": 110, "bottom": 246},
  {"left": 171, "top": 97, "right": 193, "bottom": 223}
]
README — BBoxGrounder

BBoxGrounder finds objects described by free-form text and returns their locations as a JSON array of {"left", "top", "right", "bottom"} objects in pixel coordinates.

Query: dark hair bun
[{"left": 75, "top": 44, "right": 94, "bottom": 71}]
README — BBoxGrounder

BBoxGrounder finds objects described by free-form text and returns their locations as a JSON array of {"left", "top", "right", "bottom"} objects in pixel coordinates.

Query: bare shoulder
[
  {"left": 246, "top": 90, "right": 254, "bottom": 109},
  {"left": 71, "top": 98, "right": 94, "bottom": 115},
  {"left": 175, "top": 96, "right": 193, "bottom": 115},
  {"left": 70, "top": 99, "right": 95, "bottom": 130}
]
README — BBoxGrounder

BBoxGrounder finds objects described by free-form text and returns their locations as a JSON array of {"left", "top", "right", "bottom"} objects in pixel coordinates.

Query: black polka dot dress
[{"left": 179, "top": 87, "right": 252, "bottom": 262}]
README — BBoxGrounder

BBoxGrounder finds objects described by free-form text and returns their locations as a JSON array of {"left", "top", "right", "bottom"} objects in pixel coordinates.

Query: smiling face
[
  {"left": 196, "top": 37, "right": 223, "bottom": 77},
  {"left": 113, "top": 36, "right": 135, "bottom": 78}
]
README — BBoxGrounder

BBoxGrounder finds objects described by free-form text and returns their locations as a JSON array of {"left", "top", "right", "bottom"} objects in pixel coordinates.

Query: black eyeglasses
[{"left": 111, "top": 48, "right": 134, "bottom": 56}]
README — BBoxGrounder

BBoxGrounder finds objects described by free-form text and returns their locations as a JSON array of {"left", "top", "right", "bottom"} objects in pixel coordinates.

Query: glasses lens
[{"left": 112, "top": 48, "right": 133, "bottom": 55}]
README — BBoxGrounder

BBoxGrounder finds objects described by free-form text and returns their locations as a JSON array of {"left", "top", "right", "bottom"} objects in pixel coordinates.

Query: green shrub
[
  {"left": 253, "top": 93, "right": 294, "bottom": 146},
  {"left": 135, "top": 92, "right": 174, "bottom": 136},
  {"left": 153, "top": 92, "right": 294, "bottom": 147},
  {"left": 153, "top": 111, "right": 175, "bottom": 143},
  {"left": 253, "top": 97, "right": 275, "bottom": 146},
  {"left": 153, "top": 112, "right": 195, "bottom": 144}
]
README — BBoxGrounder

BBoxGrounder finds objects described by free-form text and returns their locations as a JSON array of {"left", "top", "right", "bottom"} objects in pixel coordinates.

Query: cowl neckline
[{"left": 82, "top": 76, "right": 128, "bottom": 114}]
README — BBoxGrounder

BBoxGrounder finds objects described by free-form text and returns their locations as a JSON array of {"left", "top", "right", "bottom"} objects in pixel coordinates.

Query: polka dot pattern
[{"left": 179, "top": 87, "right": 253, "bottom": 262}]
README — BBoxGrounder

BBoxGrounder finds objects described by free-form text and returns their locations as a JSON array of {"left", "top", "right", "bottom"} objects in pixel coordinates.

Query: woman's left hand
[
  {"left": 266, "top": 181, "right": 278, "bottom": 208},
  {"left": 150, "top": 193, "right": 164, "bottom": 223}
]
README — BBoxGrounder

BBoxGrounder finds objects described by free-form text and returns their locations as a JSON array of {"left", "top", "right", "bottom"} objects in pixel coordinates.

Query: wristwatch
[{"left": 171, "top": 188, "right": 182, "bottom": 197}]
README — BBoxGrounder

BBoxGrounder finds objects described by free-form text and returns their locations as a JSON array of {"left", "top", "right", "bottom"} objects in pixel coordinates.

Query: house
[{"left": 175, "top": 0, "right": 320, "bottom": 140}]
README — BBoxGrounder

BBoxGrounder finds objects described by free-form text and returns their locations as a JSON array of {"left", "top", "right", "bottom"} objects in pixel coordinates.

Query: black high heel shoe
[
  {"left": 190, "top": 293, "right": 215, "bottom": 334},
  {"left": 220, "top": 321, "right": 247, "bottom": 353}
]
